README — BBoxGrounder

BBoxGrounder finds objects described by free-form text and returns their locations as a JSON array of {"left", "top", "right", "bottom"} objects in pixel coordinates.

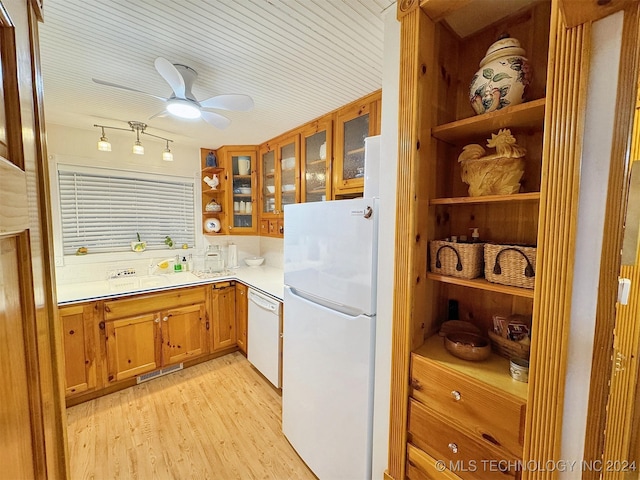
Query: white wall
[
  {"left": 560, "top": 12, "right": 624, "bottom": 479},
  {"left": 47, "top": 123, "right": 283, "bottom": 280},
  {"left": 372, "top": 8, "right": 400, "bottom": 480}
]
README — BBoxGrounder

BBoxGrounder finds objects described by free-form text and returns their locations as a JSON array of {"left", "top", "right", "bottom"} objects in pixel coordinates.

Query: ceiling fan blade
[
  {"left": 92, "top": 78, "right": 167, "bottom": 101},
  {"left": 149, "top": 110, "right": 168, "bottom": 121},
  {"left": 201, "top": 111, "right": 231, "bottom": 129},
  {"left": 200, "top": 94, "right": 254, "bottom": 111},
  {"left": 154, "top": 57, "right": 186, "bottom": 99}
]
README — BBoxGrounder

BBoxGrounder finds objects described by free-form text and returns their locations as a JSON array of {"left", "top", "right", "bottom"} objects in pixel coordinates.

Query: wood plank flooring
[{"left": 66, "top": 352, "right": 316, "bottom": 479}]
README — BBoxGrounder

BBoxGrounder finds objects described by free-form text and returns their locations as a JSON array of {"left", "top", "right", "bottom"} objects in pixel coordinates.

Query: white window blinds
[{"left": 58, "top": 167, "right": 195, "bottom": 254}]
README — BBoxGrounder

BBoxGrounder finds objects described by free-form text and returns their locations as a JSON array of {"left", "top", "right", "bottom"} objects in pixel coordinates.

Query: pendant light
[
  {"left": 162, "top": 140, "right": 173, "bottom": 161},
  {"left": 97, "top": 126, "right": 111, "bottom": 151},
  {"left": 132, "top": 123, "right": 144, "bottom": 155}
]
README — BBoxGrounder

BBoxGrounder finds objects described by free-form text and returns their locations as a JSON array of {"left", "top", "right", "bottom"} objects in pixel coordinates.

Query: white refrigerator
[{"left": 282, "top": 198, "right": 378, "bottom": 480}]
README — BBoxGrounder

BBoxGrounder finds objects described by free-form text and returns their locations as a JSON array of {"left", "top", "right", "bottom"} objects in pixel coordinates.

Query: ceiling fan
[{"left": 92, "top": 57, "right": 254, "bottom": 129}]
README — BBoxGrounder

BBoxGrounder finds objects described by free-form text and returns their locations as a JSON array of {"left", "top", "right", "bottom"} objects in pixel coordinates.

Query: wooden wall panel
[{"left": 522, "top": 6, "right": 589, "bottom": 479}]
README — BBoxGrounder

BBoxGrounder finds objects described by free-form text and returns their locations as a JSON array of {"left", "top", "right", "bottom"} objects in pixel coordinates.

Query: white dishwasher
[{"left": 248, "top": 288, "right": 282, "bottom": 388}]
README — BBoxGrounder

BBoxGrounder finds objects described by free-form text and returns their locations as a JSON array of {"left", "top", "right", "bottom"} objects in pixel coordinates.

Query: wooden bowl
[{"left": 444, "top": 332, "right": 491, "bottom": 362}]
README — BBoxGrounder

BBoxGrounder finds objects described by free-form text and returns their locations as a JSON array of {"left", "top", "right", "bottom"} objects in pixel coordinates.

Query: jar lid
[{"left": 479, "top": 36, "right": 526, "bottom": 67}]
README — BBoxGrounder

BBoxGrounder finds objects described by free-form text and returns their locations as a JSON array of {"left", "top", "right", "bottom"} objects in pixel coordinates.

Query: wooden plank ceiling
[{"left": 38, "top": 0, "right": 393, "bottom": 148}]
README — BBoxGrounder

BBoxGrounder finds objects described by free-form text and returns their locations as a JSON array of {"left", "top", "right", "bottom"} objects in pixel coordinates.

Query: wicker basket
[
  {"left": 488, "top": 330, "right": 530, "bottom": 359},
  {"left": 429, "top": 240, "right": 484, "bottom": 279},
  {"left": 484, "top": 243, "right": 537, "bottom": 289}
]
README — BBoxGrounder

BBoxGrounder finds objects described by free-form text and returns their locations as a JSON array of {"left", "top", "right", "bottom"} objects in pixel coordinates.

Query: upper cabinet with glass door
[
  {"left": 217, "top": 146, "right": 258, "bottom": 235},
  {"left": 260, "top": 144, "right": 278, "bottom": 218},
  {"left": 333, "top": 90, "right": 381, "bottom": 197},
  {"left": 278, "top": 133, "right": 300, "bottom": 210},
  {"left": 300, "top": 116, "right": 332, "bottom": 203}
]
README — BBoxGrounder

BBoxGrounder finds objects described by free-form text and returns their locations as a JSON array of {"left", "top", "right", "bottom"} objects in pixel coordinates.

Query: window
[{"left": 58, "top": 166, "right": 195, "bottom": 254}]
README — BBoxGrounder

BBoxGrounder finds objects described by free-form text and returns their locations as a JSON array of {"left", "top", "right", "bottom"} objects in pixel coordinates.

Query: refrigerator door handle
[{"left": 285, "top": 286, "right": 365, "bottom": 318}]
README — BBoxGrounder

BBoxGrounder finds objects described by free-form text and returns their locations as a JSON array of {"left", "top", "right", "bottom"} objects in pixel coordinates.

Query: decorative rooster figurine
[{"left": 458, "top": 129, "right": 526, "bottom": 196}]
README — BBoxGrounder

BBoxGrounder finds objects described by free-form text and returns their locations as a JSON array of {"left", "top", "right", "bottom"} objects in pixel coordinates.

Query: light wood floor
[{"left": 66, "top": 352, "right": 316, "bottom": 479}]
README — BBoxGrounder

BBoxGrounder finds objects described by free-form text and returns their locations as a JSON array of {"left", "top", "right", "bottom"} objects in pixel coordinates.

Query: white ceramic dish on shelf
[
  {"left": 204, "top": 218, "right": 221, "bottom": 233},
  {"left": 238, "top": 187, "right": 252, "bottom": 194},
  {"left": 266, "top": 185, "right": 276, "bottom": 194},
  {"left": 282, "top": 184, "right": 295, "bottom": 192}
]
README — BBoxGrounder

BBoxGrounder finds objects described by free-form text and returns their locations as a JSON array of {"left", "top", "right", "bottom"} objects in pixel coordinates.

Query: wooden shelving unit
[
  {"left": 426, "top": 273, "right": 535, "bottom": 299},
  {"left": 430, "top": 192, "right": 540, "bottom": 205}
]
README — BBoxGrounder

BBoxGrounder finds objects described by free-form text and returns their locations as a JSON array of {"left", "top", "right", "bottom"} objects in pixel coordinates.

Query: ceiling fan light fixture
[{"left": 166, "top": 98, "right": 201, "bottom": 119}]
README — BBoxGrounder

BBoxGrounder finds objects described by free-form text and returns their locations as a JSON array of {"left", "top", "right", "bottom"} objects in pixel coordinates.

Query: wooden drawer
[
  {"left": 411, "top": 353, "right": 525, "bottom": 458},
  {"left": 104, "top": 286, "right": 206, "bottom": 320},
  {"left": 406, "top": 443, "right": 461, "bottom": 480},
  {"left": 408, "top": 399, "right": 520, "bottom": 480}
]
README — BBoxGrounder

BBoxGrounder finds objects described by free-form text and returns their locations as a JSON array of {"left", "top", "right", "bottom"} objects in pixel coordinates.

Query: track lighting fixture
[{"left": 93, "top": 121, "right": 174, "bottom": 160}]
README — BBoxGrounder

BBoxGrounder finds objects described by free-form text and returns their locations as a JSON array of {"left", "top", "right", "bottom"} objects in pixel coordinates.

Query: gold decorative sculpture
[{"left": 458, "top": 129, "right": 526, "bottom": 196}]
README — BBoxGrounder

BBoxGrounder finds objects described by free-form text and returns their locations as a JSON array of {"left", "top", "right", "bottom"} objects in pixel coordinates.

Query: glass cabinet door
[
  {"left": 230, "top": 153, "right": 255, "bottom": 229},
  {"left": 341, "top": 114, "right": 369, "bottom": 182},
  {"left": 302, "top": 126, "right": 330, "bottom": 202},
  {"left": 262, "top": 149, "right": 277, "bottom": 215},
  {"left": 279, "top": 138, "right": 298, "bottom": 209}
]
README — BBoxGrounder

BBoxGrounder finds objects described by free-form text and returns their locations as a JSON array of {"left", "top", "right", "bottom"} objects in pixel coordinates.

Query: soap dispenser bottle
[{"left": 470, "top": 228, "right": 480, "bottom": 243}]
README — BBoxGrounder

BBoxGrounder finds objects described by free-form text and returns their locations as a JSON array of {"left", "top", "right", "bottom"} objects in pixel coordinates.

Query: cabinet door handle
[
  {"left": 162, "top": 316, "right": 169, "bottom": 322},
  {"left": 99, "top": 321, "right": 105, "bottom": 330},
  {"left": 451, "top": 390, "right": 461, "bottom": 401},
  {"left": 154, "top": 317, "right": 160, "bottom": 323},
  {"left": 448, "top": 443, "right": 458, "bottom": 454}
]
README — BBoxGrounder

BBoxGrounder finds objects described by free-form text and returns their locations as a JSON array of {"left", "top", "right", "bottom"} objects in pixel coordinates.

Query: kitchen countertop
[{"left": 56, "top": 265, "right": 284, "bottom": 305}]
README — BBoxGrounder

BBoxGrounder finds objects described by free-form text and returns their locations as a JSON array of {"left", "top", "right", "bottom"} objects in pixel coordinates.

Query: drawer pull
[
  {"left": 410, "top": 378, "right": 422, "bottom": 391},
  {"left": 162, "top": 316, "right": 169, "bottom": 322},
  {"left": 451, "top": 390, "right": 461, "bottom": 401},
  {"left": 154, "top": 317, "right": 160, "bottom": 323},
  {"left": 448, "top": 443, "right": 458, "bottom": 454}
]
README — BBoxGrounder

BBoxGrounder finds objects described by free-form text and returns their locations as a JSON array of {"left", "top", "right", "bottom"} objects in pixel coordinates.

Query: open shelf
[
  {"left": 431, "top": 98, "right": 546, "bottom": 144},
  {"left": 203, "top": 189, "right": 224, "bottom": 195},
  {"left": 426, "top": 272, "right": 534, "bottom": 299},
  {"left": 202, "top": 167, "right": 224, "bottom": 175},
  {"left": 203, "top": 211, "right": 225, "bottom": 216},
  {"left": 414, "top": 335, "right": 528, "bottom": 401},
  {"left": 232, "top": 193, "right": 252, "bottom": 198},
  {"left": 430, "top": 192, "right": 540, "bottom": 205}
]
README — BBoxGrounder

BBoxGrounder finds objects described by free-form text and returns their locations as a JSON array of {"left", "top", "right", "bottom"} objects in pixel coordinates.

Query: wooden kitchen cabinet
[
  {"left": 103, "top": 286, "right": 207, "bottom": 382},
  {"left": 259, "top": 133, "right": 299, "bottom": 237},
  {"left": 235, "top": 283, "right": 248, "bottom": 355},
  {"left": 217, "top": 145, "right": 258, "bottom": 235},
  {"left": 333, "top": 90, "right": 381, "bottom": 197},
  {"left": 300, "top": 116, "right": 332, "bottom": 203},
  {"left": 59, "top": 302, "right": 100, "bottom": 397},
  {"left": 161, "top": 303, "right": 208, "bottom": 365},
  {"left": 211, "top": 281, "right": 237, "bottom": 351}
]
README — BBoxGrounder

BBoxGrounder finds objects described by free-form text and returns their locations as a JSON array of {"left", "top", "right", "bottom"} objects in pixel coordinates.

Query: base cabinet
[
  {"left": 236, "top": 283, "right": 248, "bottom": 354},
  {"left": 103, "top": 287, "right": 207, "bottom": 382},
  {"left": 211, "top": 281, "right": 237, "bottom": 351},
  {"left": 59, "top": 303, "right": 100, "bottom": 396},
  {"left": 60, "top": 281, "right": 251, "bottom": 403}
]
